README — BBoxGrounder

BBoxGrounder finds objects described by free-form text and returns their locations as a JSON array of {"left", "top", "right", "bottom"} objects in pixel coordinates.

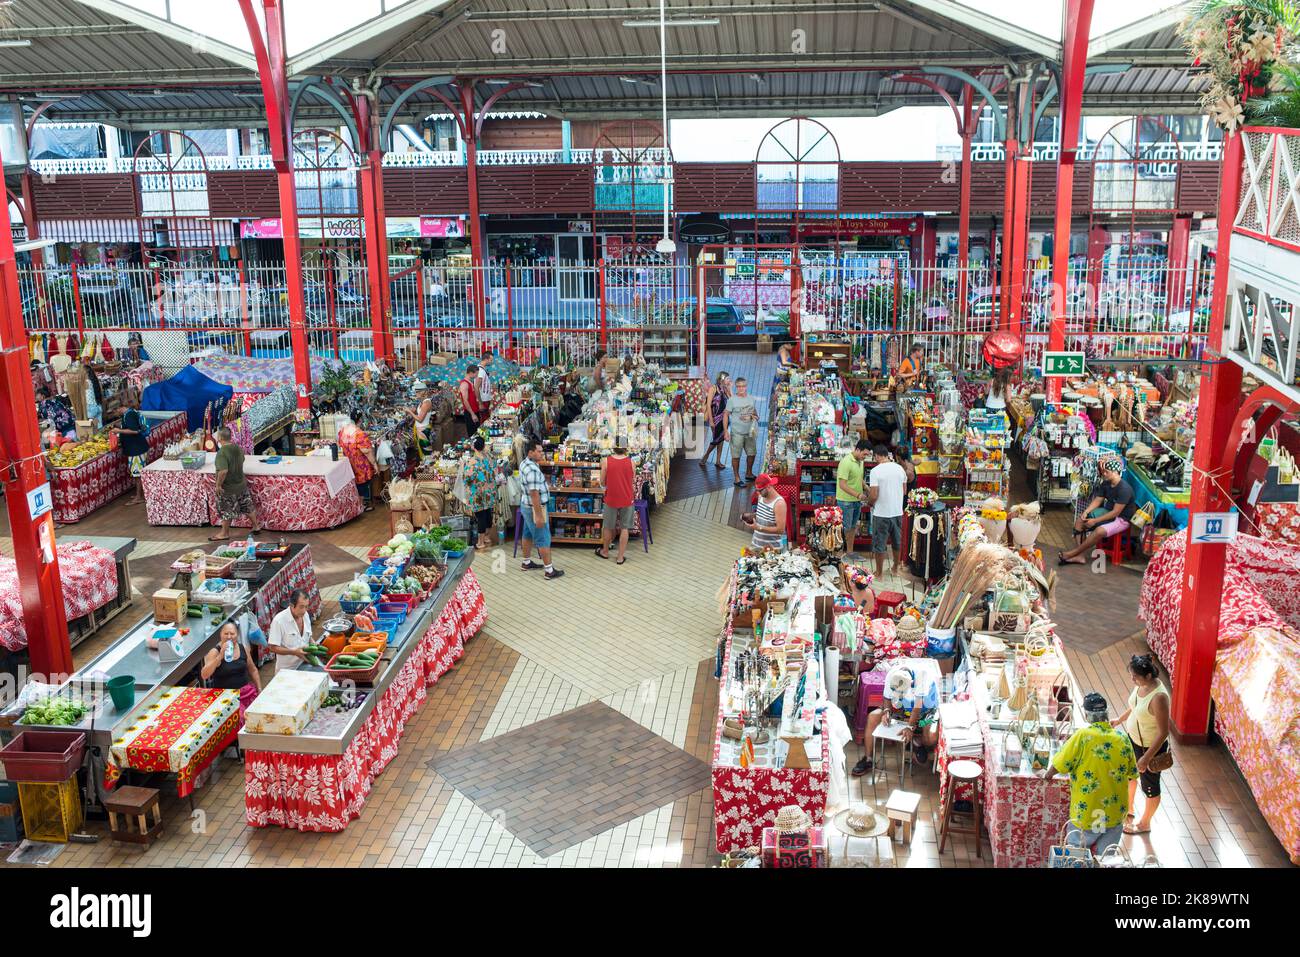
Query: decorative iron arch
[
  {"left": 132, "top": 130, "right": 218, "bottom": 265},
  {"left": 755, "top": 117, "right": 840, "bottom": 217},
  {"left": 1089, "top": 116, "right": 1185, "bottom": 260}
]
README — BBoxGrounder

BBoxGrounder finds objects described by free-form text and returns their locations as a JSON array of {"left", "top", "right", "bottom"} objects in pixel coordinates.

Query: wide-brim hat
[{"left": 773, "top": 804, "right": 812, "bottom": 833}]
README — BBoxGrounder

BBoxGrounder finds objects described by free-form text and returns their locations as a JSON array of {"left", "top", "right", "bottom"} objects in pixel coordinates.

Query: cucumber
[
  {"left": 305, "top": 654, "right": 322, "bottom": 667},
  {"left": 187, "top": 606, "right": 204, "bottom": 618}
]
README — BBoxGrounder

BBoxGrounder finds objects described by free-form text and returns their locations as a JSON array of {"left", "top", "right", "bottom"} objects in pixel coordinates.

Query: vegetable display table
[
  {"left": 242, "top": 559, "right": 486, "bottom": 832},
  {"left": 141, "top": 452, "right": 362, "bottom": 531},
  {"left": 0, "top": 540, "right": 119, "bottom": 652},
  {"left": 50, "top": 412, "right": 187, "bottom": 523},
  {"left": 107, "top": 686, "right": 241, "bottom": 798}
]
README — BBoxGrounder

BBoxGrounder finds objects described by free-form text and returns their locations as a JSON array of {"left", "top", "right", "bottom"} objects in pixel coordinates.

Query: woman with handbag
[{"left": 1111, "top": 653, "right": 1171, "bottom": 835}]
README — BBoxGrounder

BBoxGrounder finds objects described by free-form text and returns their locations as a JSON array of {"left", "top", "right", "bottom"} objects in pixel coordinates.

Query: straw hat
[
  {"left": 831, "top": 805, "right": 891, "bottom": 838},
  {"left": 772, "top": 804, "right": 812, "bottom": 834}
]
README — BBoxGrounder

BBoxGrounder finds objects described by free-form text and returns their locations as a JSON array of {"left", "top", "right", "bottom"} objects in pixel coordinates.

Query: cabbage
[{"left": 387, "top": 534, "right": 409, "bottom": 547}]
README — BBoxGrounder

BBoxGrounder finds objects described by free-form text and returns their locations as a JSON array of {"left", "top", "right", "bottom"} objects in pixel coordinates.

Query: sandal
[
  {"left": 208, "top": 535, "right": 229, "bottom": 542},
  {"left": 593, "top": 548, "right": 609, "bottom": 560},
  {"left": 616, "top": 557, "right": 626, "bottom": 565},
  {"left": 1123, "top": 823, "right": 1151, "bottom": 835}
]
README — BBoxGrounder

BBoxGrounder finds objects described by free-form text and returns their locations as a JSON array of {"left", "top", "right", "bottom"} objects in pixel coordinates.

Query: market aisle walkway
[{"left": 0, "top": 356, "right": 1291, "bottom": 866}]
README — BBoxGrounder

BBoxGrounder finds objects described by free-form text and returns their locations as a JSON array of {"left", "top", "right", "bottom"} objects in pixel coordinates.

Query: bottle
[{"left": 244, "top": 537, "right": 256, "bottom": 561}]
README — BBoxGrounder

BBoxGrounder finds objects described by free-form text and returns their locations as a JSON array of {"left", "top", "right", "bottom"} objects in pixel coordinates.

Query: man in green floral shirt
[{"left": 1043, "top": 692, "right": 1138, "bottom": 856}]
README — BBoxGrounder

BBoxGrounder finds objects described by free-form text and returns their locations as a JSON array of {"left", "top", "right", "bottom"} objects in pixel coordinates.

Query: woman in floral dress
[
  {"left": 462, "top": 436, "right": 499, "bottom": 550},
  {"left": 338, "top": 421, "right": 378, "bottom": 513}
]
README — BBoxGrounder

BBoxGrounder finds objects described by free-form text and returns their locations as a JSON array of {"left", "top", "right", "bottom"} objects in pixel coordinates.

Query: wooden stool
[
  {"left": 937, "top": 759, "right": 982, "bottom": 857},
  {"left": 885, "top": 789, "right": 922, "bottom": 844},
  {"left": 103, "top": 786, "right": 163, "bottom": 847}
]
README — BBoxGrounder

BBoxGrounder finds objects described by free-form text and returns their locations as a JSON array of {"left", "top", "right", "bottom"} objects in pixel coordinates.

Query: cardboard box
[
  {"left": 152, "top": 588, "right": 188, "bottom": 624},
  {"left": 75, "top": 420, "right": 95, "bottom": 441},
  {"left": 757, "top": 334, "right": 774, "bottom": 354},
  {"left": 243, "top": 669, "right": 329, "bottom": 736},
  {"left": 430, "top": 352, "right": 456, "bottom": 366}
]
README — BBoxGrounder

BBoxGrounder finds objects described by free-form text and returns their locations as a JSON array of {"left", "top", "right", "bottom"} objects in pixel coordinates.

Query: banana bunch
[{"left": 47, "top": 434, "right": 111, "bottom": 468}]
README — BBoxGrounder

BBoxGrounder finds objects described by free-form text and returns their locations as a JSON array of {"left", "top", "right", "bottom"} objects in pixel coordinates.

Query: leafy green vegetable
[{"left": 20, "top": 697, "right": 89, "bottom": 726}]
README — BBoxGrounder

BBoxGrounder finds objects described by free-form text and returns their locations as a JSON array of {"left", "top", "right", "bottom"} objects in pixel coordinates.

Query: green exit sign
[{"left": 1043, "top": 352, "right": 1086, "bottom": 377}]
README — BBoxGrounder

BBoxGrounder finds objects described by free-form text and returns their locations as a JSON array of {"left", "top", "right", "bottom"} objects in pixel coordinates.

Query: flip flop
[
  {"left": 593, "top": 548, "right": 609, "bottom": 559},
  {"left": 1123, "top": 823, "right": 1151, "bottom": 835},
  {"left": 616, "top": 558, "right": 626, "bottom": 565},
  {"left": 208, "top": 535, "right": 229, "bottom": 542}
]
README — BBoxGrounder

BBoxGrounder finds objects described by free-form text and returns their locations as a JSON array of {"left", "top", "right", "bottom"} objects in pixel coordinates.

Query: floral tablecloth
[
  {"left": 51, "top": 412, "right": 187, "bottom": 523},
  {"left": 108, "top": 686, "right": 241, "bottom": 798},
  {"left": 1255, "top": 502, "right": 1300, "bottom": 545},
  {"left": 981, "top": 760, "right": 1071, "bottom": 868},
  {"left": 193, "top": 353, "right": 331, "bottom": 394},
  {"left": 1212, "top": 626, "right": 1300, "bottom": 865},
  {"left": 141, "top": 462, "right": 363, "bottom": 531},
  {"left": 711, "top": 603, "right": 830, "bottom": 854},
  {"left": 0, "top": 540, "right": 119, "bottom": 652},
  {"left": 244, "top": 569, "right": 486, "bottom": 831},
  {"left": 1138, "top": 529, "right": 1300, "bottom": 674}
]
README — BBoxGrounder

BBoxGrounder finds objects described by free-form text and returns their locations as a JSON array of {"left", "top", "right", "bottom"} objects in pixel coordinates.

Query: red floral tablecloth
[
  {"left": 1138, "top": 529, "right": 1300, "bottom": 674},
  {"left": 51, "top": 412, "right": 187, "bottom": 523},
  {"left": 0, "top": 540, "right": 119, "bottom": 652},
  {"left": 244, "top": 569, "right": 486, "bottom": 831},
  {"left": 141, "top": 469, "right": 363, "bottom": 531},
  {"left": 711, "top": 599, "right": 830, "bottom": 854},
  {"left": 1256, "top": 502, "right": 1300, "bottom": 545},
  {"left": 108, "top": 686, "right": 241, "bottom": 798},
  {"left": 982, "top": 761, "right": 1071, "bottom": 868},
  {"left": 251, "top": 545, "right": 321, "bottom": 637},
  {"left": 1212, "top": 626, "right": 1300, "bottom": 865}
]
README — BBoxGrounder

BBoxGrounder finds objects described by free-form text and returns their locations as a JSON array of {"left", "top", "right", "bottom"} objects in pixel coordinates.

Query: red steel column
[
  {"left": 1166, "top": 214, "right": 1193, "bottom": 314},
  {"left": 461, "top": 80, "right": 487, "bottom": 331},
  {"left": 240, "top": 0, "right": 313, "bottom": 410},
  {"left": 0, "top": 147, "right": 73, "bottom": 679},
  {"left": 789, "top": 247, "right": 803, "bottom": 343},
  {"left": 1084, "top": 224, "right": 1107, "bottom": 336},
  {"left": 1047, "top": 0, "right": 1096, "bottom": 400},
  {"left": 354, "top": 90, "right": 390, "bottom": 364},
  {"left": 1006, "top": 155, "right": 1032, "bottom": 342},
  {"left": 1171, "top": 131, "right": 1244, "bottom": 742},
  {"left": 957, "top": 87, "right": 974, "bottom": 313}
]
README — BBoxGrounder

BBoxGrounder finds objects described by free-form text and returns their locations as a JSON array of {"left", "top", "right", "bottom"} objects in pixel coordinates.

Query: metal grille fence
[{"left": 17, "top": 255, "right": 1210, "bottom": 377}]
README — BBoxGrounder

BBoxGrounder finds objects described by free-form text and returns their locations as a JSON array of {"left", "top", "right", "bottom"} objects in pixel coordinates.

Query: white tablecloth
[{"left": 144, "top": 452, "right": 356, "bottom": 496}]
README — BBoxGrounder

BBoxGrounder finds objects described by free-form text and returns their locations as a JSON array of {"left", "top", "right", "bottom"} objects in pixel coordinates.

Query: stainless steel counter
[
  {"left": 238, "top": 552, "right": 472, "bottom": 756},
  {"left": 5, "top": 544, "right": 311, "bottom": 747}
]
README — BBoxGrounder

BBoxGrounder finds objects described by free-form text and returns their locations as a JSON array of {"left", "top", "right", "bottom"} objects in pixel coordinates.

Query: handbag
[
  {"left": 1129, "top": 502, "right": 1155, "bottom": 529},
  {"left": 1096, "top": 844, "right": 1134, "bottom": 868},
  {"left": 1147, "top": 746, "right": 1174, "bottom": 773},
  {"left": 1048, "top": 822, "right": 1096, "bottom": 869}
]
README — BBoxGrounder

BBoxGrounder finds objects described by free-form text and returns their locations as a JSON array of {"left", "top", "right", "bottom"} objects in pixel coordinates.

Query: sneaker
[
  {"left": 851, "top": 756, "right": 874, "bottom": 777},
  {"left": 545, "top": 568, "right": 565, "bottom": 580},
  {"left": 521, "top": 561, "right": 543, "bottom": 571}
]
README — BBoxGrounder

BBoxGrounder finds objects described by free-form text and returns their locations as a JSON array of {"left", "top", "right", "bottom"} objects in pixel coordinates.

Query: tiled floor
[{"left": 0, "top": 349, "right": 1293, "bottom": 867}]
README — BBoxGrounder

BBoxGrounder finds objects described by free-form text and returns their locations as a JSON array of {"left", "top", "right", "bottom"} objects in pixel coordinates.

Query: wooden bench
[{"left": 103, "top": 786, "right": 163, "bottom": 847}]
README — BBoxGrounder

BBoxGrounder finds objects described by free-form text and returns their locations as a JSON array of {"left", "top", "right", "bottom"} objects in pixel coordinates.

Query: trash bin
[{"left": 106, "top": 675, "right": 136, "bottom": 711}]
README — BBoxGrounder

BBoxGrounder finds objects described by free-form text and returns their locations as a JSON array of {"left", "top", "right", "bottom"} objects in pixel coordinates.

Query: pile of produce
[
  {"left": 331, "top": 648, "right": 380, "bottom": 671},
  {"left": 414, "top": 525, "right": 467, "bottom": 554},
  {"left": 47, "top": 434, "right": 111, "bottom": 468},
  {"left": 301, "top": 642, "right": 331, "bottom": 667},
  {"left": 406, "top": 564, "right": 443, "bottom": 591},
  {"left": 375, "top": 533, "right": 415, "bottom": 559},
  {"left": 19, "top": 696, "right": 90, "bottom": 726},
  {"left": 341, "top": 578, "right": 372, "bottom": 604}
]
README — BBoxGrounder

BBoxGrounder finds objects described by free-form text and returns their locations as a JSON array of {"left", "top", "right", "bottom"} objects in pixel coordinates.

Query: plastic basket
[
  {"left": 373, "top": 602, "right": 409, "bottom": 624},
  {"left": 324, "top": 652, "right": 383, "bottom": 685},
  {"left": 0, "top": 730, "right": 86, "bottom": 783},
  {"left": 17, "top": 777, "right": 83, "bottom": 843},
  {"left": 382, "top": 593, "right": 418, "bottom": 610},
  {"left": 372, "top": 615, "right": 403, "bottom": 636},
  {"left": 338, "top": 597, "right": 372, "bottom": 615}
]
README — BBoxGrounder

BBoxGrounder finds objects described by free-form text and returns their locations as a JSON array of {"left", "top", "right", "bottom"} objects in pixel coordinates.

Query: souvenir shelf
[
  {"left": 1035, "top": 404, "right": 1090, "bottom": 506},
  {"left": 536, "top": 461, "right": 608, "bottom": 545},
  {"left": 793, "top": 460, "right": 869, "bottom": 549},
  {"left": 639, "top": 326, "right": 692, "bottom": 375},
  {"left": 963, "top": 409, "right": 1011, "bottom": 508}
]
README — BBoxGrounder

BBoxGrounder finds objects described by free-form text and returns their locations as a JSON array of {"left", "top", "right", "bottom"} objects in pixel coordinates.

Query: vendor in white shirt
[
  {"left": 266, "top": 588, "right": 312, "bottom": 672},
  {"left": 984, "top": 367, "right": 1011, "bottom": 412}
]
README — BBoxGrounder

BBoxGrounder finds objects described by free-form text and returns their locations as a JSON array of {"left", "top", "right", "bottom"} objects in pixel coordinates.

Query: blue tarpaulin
[{"left": 141, "top": 366, "right": 233, "bottom": 432}]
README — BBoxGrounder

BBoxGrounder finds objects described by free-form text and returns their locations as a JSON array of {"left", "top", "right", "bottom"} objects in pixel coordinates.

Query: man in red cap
[{"left": 743, "top": 474, "right": 788, "bottom": 550}]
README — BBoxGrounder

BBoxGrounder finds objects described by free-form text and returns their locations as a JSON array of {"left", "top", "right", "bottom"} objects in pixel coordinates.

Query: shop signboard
[
  {"left": 242, "top": 216, "right": 464, "bottom": 240},
  {"left": 1042, "top": 352, "right": 1086, "bottom": 377}
]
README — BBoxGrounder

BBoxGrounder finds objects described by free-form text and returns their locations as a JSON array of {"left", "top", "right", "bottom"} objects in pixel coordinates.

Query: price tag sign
[{"left": 1042, "top": 352, "right": 1086, "bottom": 377}]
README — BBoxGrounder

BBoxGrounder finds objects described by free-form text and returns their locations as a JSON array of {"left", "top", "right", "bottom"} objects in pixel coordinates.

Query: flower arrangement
[
  {"left": 907, "top": 487, "right": 939, "bottom": 510},
  {"left": 812, "top": 504, "right": 843, "bottom": 526},
  {"left": 1181, "top": 1, "right": 1300, "bottom": 130}
]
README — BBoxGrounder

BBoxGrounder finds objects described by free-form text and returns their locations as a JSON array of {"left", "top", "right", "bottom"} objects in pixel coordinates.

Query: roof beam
[
  {"left": 373, "top": 0, "right": 474, "bottom": 71},
  {"left": 70, "top": 0, "right": 258, "bottom": 71},
  {"left": 286, "top": 0, "right": 459, "bottom": 76},
  {"left": 906, "top": 0, "right": 1061, "bottom": 59},
  {"left": 1088, "top": 2, "right": 1188, "bottom": 58}
]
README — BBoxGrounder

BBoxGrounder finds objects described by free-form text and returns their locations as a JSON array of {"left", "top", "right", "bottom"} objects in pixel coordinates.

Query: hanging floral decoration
[{"left": 1180, "top": 1, "right": 1300, "bottom": 130}]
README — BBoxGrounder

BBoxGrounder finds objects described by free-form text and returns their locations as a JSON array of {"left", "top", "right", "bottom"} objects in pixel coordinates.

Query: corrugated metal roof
[{"left": 0, "top": 0, "right": 1206, "bottom": 129}]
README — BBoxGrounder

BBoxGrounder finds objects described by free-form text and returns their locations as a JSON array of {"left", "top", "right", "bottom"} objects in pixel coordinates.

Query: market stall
[
  {"left": 108, "top": 686, "right": 241, "bottom": 798},
  {"left": 141, "top": 453, "right": 363, "bottom": 531},
  {"left": 241, "top": 552, "right": 486, "bottom": 832},
  {"left": 48, "top": 411, "right": 187, "bottom": 523},
  {"left": 0, "top": 539, "right": 126, "bottom": 653},
  {"left": 713, "top": 552, "right": 832, "bottom": 854}
]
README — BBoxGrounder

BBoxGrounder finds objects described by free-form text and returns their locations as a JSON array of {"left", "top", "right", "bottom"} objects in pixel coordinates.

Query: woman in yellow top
[{"left": 1111, "top": 653, "right": 1170, "bottom": 836}]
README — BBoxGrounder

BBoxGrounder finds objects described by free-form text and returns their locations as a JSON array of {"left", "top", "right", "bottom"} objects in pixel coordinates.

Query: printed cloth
[
  {"left": 108, "top": 687, "right": 241, "bottom": 797},
  {"left": 193, "top": 354, "right": 332, "bottom": 394},
  {"left": 51, "top": 412, "right": 186, "bottom": 522},
  {"left": 0, "top": 541, "right": 119, "bottom": 652},
  {"left": 245, "top": 570, "right": 487, "bottom": 831}
]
